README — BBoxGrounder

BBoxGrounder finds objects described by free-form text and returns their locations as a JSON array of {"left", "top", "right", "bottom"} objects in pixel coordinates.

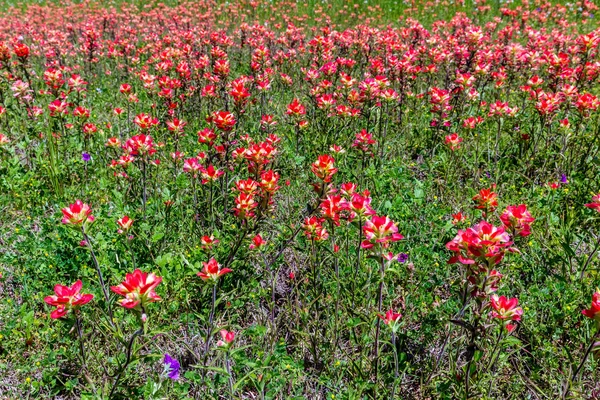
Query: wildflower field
[{"left": 2, "top": 0, "right": 600, "bottom": 398}]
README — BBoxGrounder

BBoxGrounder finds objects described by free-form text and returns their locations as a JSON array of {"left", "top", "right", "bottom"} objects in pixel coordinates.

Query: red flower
[
  {"left": 133, "top": 113, "right": 159, "bottom": 130},
  {"left": 210, "top": 110, "right": 236, "bottom": 132},
  {"left": 340, "top": 182, "right": 357, "bottom": 197},
  {"left": 462, "top": 116, "right": 484, "bottom": 130},
  {"left": 259, "top": 170, "right": 280, "bottom": 194},
  {"left": 286, "top": 98, "right": 306, "bottom": 117},
  {"left": 117, "top": 215, "right": 133, "bottom": 234},
  {"left": 500, "top": 205, "right": 535, "bottom": 237},
  {"left": 83, "top": 123, "right": 97, "bottom": 136},
  {"left": 201, "top": 235, "right": 219, "bottom": 250},
  {"left": 446, "top": 220, "right": 513, "bottom": 266},
  {"left": 378, "top": 309, "right": 402, "bottom": 332},
  {"left": 197, "top": 258, "right": 232, "bottom": 282},
  {"left": 303, "top": 216, "right": 329, "bottom": 241},
  {"left": 13, "top": 42, "right": 29, "bottom": 59},
  {"left": 217, "top": 329, "right": 235, "bottom": 347},
  {"left": 234, "top": 192, "right": 257, "bottom": 219},
  {"left": 110, "top": 269, "right": 162, "bottom": 310},
  {"left": 575, "top": 93, "right": 600, "bottom": 113},
  {"left": 473, "top": 185, "right": 498, "bottom": 213},
  {"left": 585, "top": 193, "right": 600, "bottom": 213},
  {"left": 183, "top": 157, "right": 202, "bottom": 176},
  {"left": 61, "top": 200, "right": 95, "bottom": 227},
  {"left": 166, "top": 118, "right": 187, "bottom": 135},
  {"left": 44, "top": 280, "right": 94, "bottom": 319},
  {"left": 197, "top": 128, "right": 216, "bottom": 145},
  {"left": 444, "top": 133, "right": 463, "bottom": 151},
  {"left": 548, "top": 182, "right": 561, "bottom": 190},
  {"left": 320, "top": 195, "right": 349, "bottom": 226},
  {"left": 235, "top": 178, "right": 259, "bottom": 194},
  {"left": 119, "top": 83, "right": 132, "bottom": 94},
  {"left": 13, "top": 43, "right": 29, "bottom": 59},
  {"left": 452, "top": 212, "right": 466, "bottom": 225},
  {"left": 124, "top": 134, "right": 156, "bottom": 156},
  {"left": 311, "top": 155, "right": 338, "bottom": 183},
  {"left": 48, "top": 99, "right": 69, "bottom": 117},
  {"left": 582, "top": 290, "right": 600, "bottom": 323},
  {"left": 73, "top": 106, "right": 90, "bottom": 119},
  {"left": 352, "top": 129, "right": 376, "bottom": 153},
  {"left": 249, "top": 234, "right": 267, "bottom": 250},
  {"left": 349, "top": 192, "right": 376, "bottom": 220},
  {"left": 200, "top": 164, "right": 224, "bottom": 184},
  {"left": 361, "top": 215, "right": 403, "bottom": 249},
  {"left": 489, "top": 295, "right": 523, "bottom": 332}
]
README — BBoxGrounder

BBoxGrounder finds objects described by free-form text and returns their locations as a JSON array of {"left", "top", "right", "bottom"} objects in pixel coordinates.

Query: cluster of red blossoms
[
  {"left": 303, "top": 154, "right": 403, "bottom": 262},
  {"left": 447, "top": 185, "right": 530, "bottom": 330},
  {"left": 48, "top": 201, "right": 238, "bottom": 321}
]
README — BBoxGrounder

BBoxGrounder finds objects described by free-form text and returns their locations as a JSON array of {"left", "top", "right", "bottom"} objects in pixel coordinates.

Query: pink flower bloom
[
  {"left": 216, "top": 329, "right": 235, "bottom": 347},
  {"left": 44, "top": 280, "right": 94, "bottom": 319},
  {"left": 61, "top": 200, "right": 95, "bottom": 226},
  {"left": 361, "top": 215, "right": 403, "bottom": 249},
  {"left": 111, "top": 270, "right": 162, "bottom": 310},
  {"left": 444, "top": 133, "right": 463, "bottom": 151},
  {"left": 446, "top": 220, "right": 513, "bottom": 266},
  {"left": 183, "top": 157, "right": 202, "bottom": 176},
  {"left": 200, "top": 164, "right": 224, "bottom": 184},
  {"left": 303, "top": 216, "right": 329, "bottom": 241},
  {"left": 197, "top": 258, "right": 232, "bottom": 282},
  {"left": 489, "top": 295, "right": 523, "bottom": 332},
  {"left": 500, "top": 205, "right": 535, "bottom": 237},
  {"left": 117, "top": 215, "right": 133, "bottom": 234}
]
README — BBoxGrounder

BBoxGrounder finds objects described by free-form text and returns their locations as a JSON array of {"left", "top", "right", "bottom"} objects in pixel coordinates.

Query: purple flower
[
  {"left": 560, "top": 174, "right": 568, "bottom": 184},
  {"left": 82, "top": 152, "right": 91, "bottom": 162},
  {"left": 397, "top": 253, "right": 408, "bottom": 263},
  {"left": 163, "top": 353, "right": 180, "bottom": 380}
]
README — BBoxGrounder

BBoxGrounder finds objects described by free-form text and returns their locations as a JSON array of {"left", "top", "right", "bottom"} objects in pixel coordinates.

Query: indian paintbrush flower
[{"left": 44, "top": 280, "right": 94, "bottom": 319}]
